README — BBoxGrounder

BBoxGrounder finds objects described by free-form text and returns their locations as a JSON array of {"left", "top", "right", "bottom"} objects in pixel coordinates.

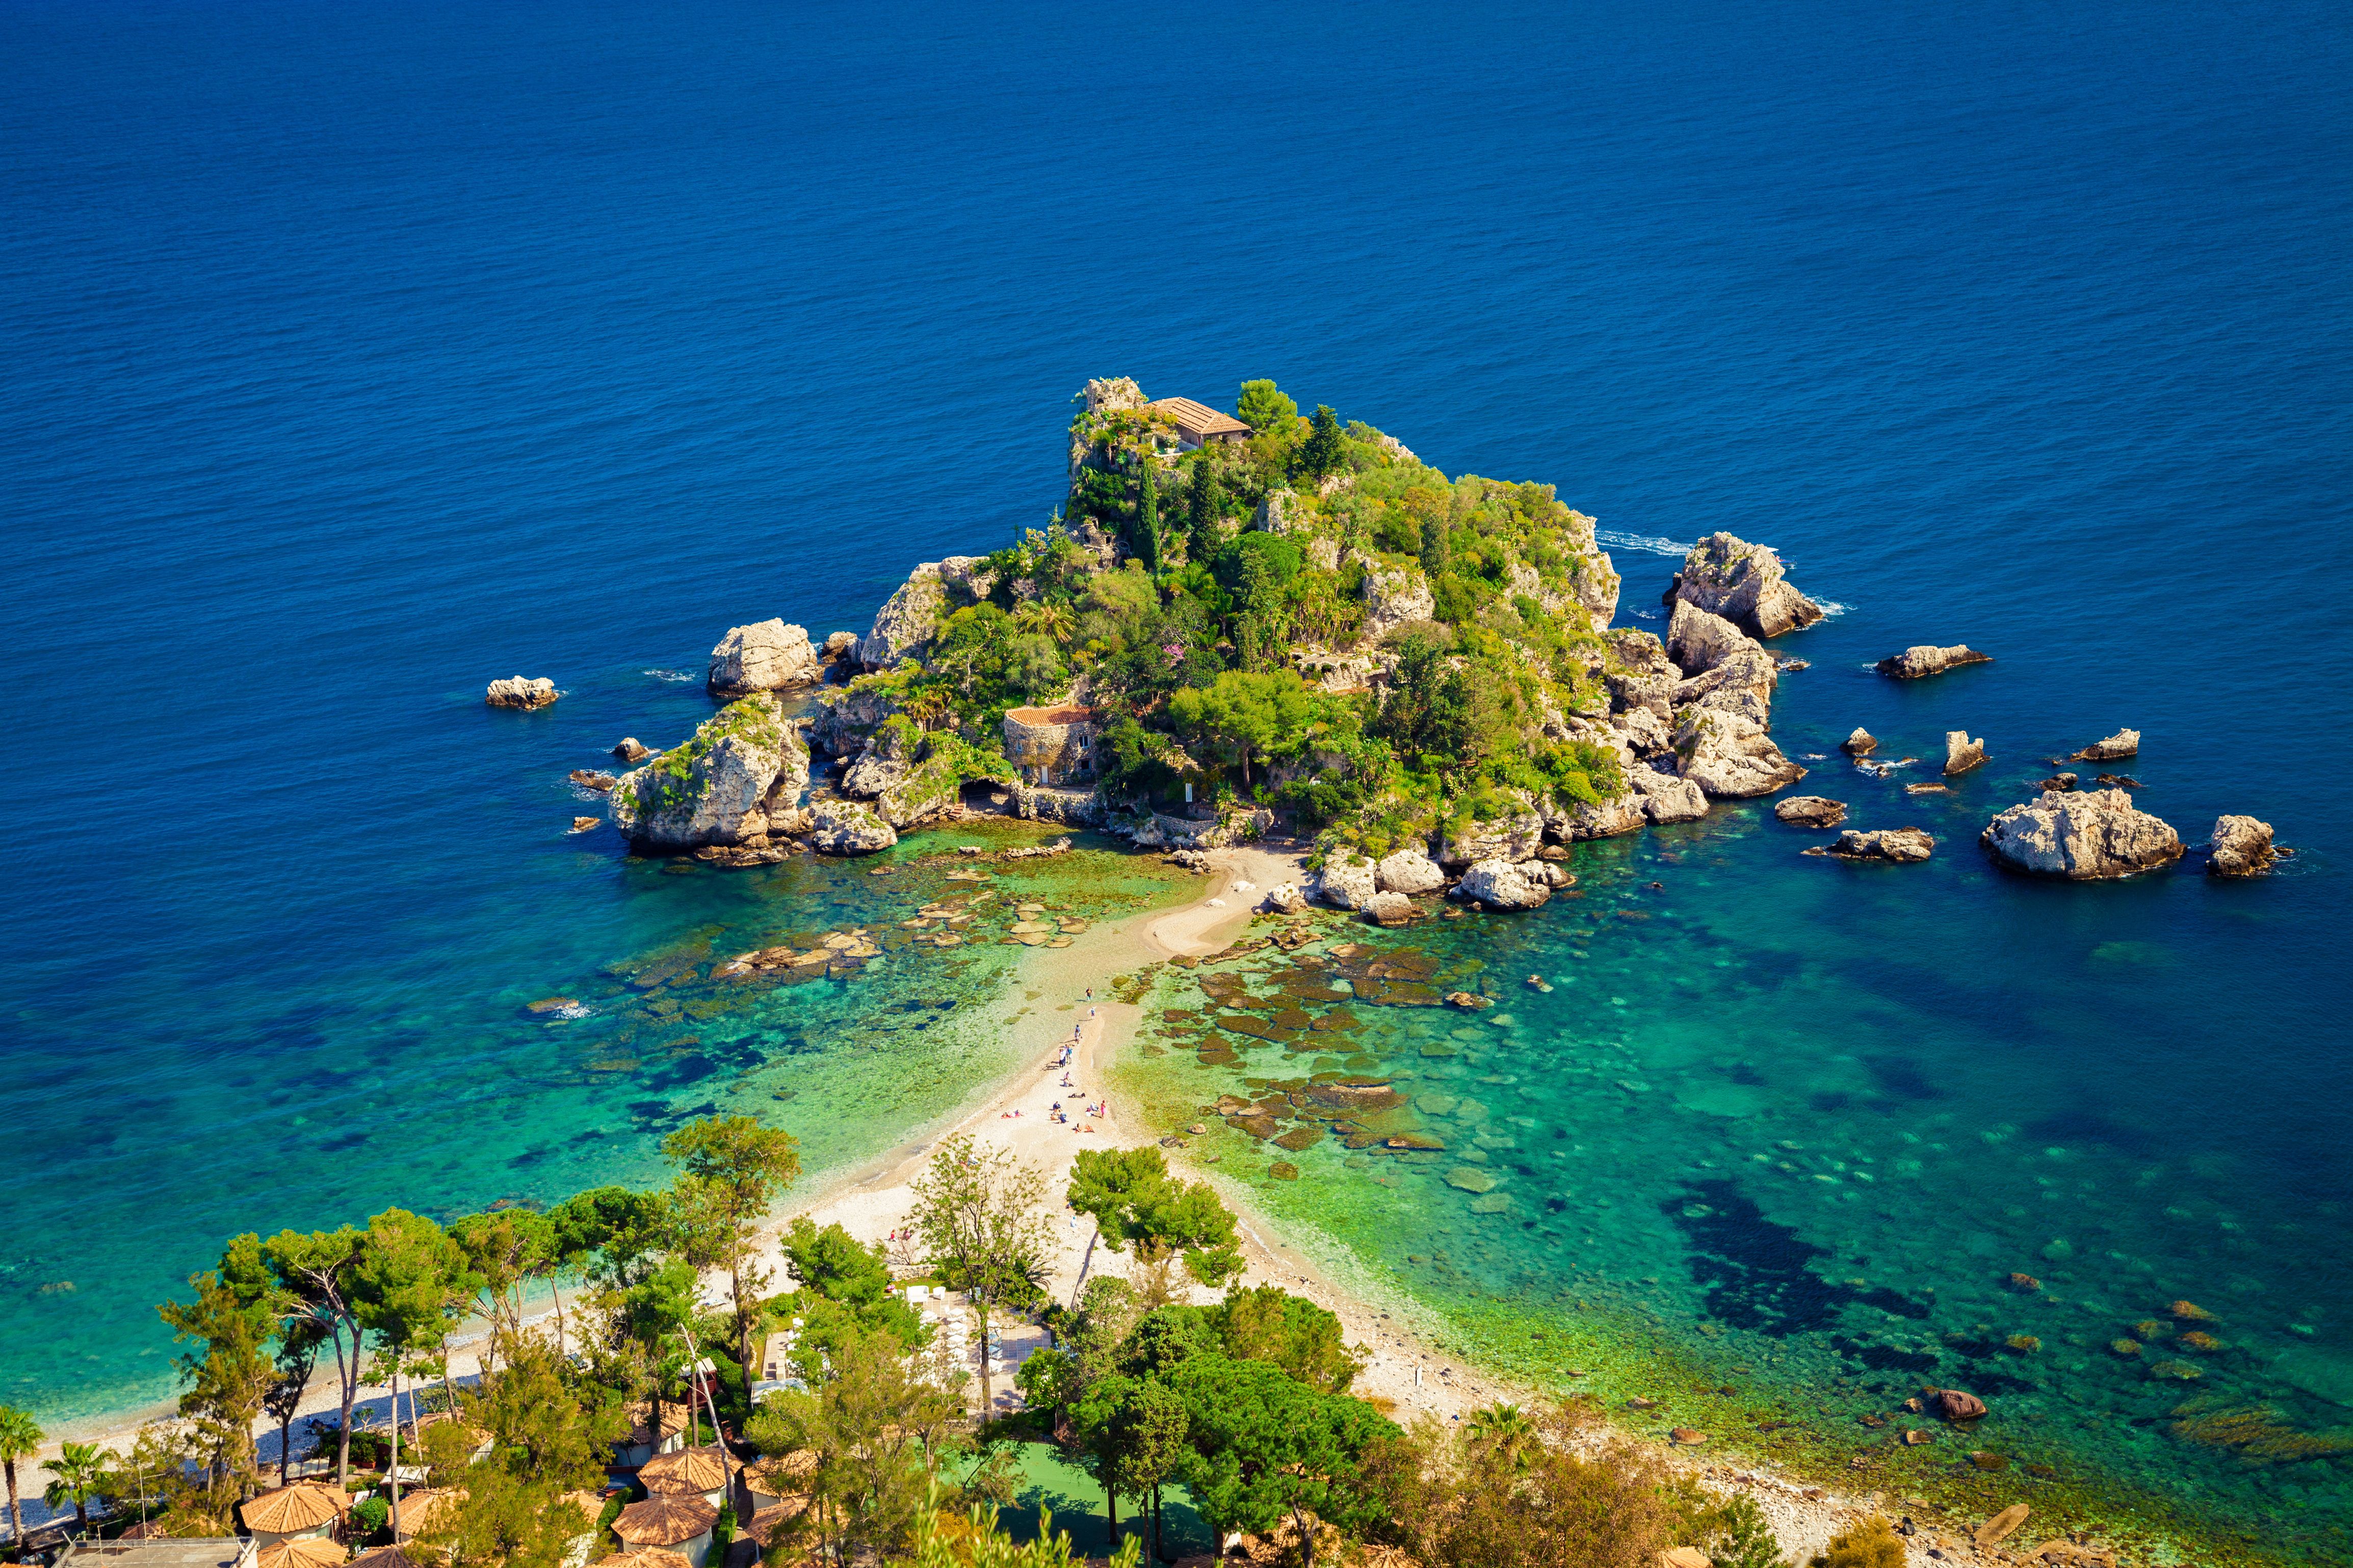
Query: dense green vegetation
[{"left": 832, "top": 379, "right": 1627, "bottom": 856}]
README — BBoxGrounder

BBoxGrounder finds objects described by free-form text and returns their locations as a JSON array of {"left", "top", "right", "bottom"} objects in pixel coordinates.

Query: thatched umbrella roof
[
  {"left": 240, "top": 1482, "right": 352, "bottom": 1535},
  {"left": 637, "top": 1445, "right": 728, "bottom": 1496},
  {"left": 256, "top": 1538, "right": 347, "bottom": 1568},
  {"left": 612, "top": 1494, "right": 717, "bottom": 1549}
]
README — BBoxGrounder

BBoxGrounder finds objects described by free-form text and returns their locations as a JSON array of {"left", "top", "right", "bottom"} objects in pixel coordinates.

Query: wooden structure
[{"left": 1147, "top": 396, "right": 1250, "bottom": 448}]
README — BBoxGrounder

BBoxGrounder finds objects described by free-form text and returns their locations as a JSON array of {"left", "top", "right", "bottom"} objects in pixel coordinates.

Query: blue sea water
[{"left": 4, "top": 0, "right": 2350, "bottom": 1549}]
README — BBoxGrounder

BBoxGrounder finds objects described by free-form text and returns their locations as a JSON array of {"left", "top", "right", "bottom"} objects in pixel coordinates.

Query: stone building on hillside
[
  {"left": 1003, "top": 704, "right": 1099, "bottom": 787},
  {"left": 1148, "top": 395, "right": 1250, "bottom": 449}
]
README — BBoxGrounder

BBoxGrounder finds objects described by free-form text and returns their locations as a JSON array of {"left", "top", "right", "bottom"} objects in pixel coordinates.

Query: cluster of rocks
[{"left": 1875, "top": 644, "right": 1991, "bottom": 680}]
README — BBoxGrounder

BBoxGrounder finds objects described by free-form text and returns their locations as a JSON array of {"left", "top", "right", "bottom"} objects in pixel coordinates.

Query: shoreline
[{"left": 25, "top": 841, "right": 2030, "bottom": 1563}]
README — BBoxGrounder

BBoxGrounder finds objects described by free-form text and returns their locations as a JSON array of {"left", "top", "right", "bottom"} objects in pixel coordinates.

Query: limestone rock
[
  {"left": 1436, "top": 803, "right": 1545, "bottom": 865},
  {"left": 1364, "top": 890, "right": 1417, "bottom": 927},
  {"left": 1536, "top": 860, "right": 1577, "bottom": 888},
  {"left": 1629, "top": 764, "right": 1709, "bottom": 823},
  {"left": 1824, "top": 827, "right": 1936, "bottom": 863},
  {"left": 806, "top": 798, "right": 897, "bottom": 856},
  {"left": 1664, "top": 599, "right": 1759, "bottom": 676},
  {"left": 1932, "top": 1388, "right": 1989, "bottom": 1423},
  {"left": 858, "top": 563, "right": 960, "bottom": 670},
  {"left": 569, "top": 769, "right": 616, "bottom": 792},
  {"left": 1876, "top": 644, "right": 1992, "bottom": 680},
  {"left": 807, "top": 685, "right": 902, "bottom": 758},
  {"left": 569, "top": 816, "right": 599, "bottom": 834},
  {"left": 821, "top": 630, "right": 860, "bottom": 660},
  {"left": 608, "top": 694, "right": 810, "bottom": 852},
  {"left": 2207, "top": 815, "right": 2276, "bottom": 878},
  {"left": 1314, "top": 854, "right": 1378, "bottom": 910},
  {"left": 1672, "top": 706, "right": 1805, "bottom": 799},
  {"left": 1376, "top": 847, "right": 1446, "bottom": 895},
  {"left": 2072, "top": 728, "right": 2139, "bottom": 762},
  {"left": 1663, "top": 531, "right": 1824, "bottom": 639},
  {"left": 1262, "top": 883, "right": 1309, "bottom": 914},
  {"left": 1564, "top": 792, "right": 1647, "bottom": 840},
  {"left": 1944, "top": 730, "right": 1988, "bottom": 776},
  {"left": 2038, "top": 773, "right": 2079, "bottom": 792},
  {"left": 613, "top": 737, "right": 652, "bottom": 762},
  {"left": 1976, "top": 1505, "right": 2030, "bottom": 1551},
  {"left": 1981, "top": 788, "right": 2182, "bottom": 880},
  {"left": 1611, "top": 705, "right": 1672, "bottom": 756},
  {"left": 1361, "top": 564, "right": 1436, "bottom": 640},
  {"left": 1457, "top": 858, "right": 1551, "bottom": 911},
  {"left": 486, "top": 676, "right": 558, "bottom": 709},
  {"left": 708, "top": 619, "right": 822, "bottom": 697},
  {"left": 1841, "top": 727, "right": 1877, "bottom": 756},
  {"left": 1774, "top": 795, "right": 1846, "bottom": 828}
]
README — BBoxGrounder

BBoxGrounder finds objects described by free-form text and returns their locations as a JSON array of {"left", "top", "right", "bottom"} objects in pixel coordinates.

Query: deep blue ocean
[{"left": 5, "top": 0, "right": 2349, "bottom": 1552}]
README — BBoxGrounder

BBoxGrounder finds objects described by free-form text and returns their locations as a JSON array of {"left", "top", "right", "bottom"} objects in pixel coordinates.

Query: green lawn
[{"left": 959, "top": 1441, "right": 1215, "bottom": 1559}]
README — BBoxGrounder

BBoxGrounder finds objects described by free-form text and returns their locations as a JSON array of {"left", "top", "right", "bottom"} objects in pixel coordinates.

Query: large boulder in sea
[
  {"left": 1663, "top": 532, "right": 1824, "bottom": 639},
  {"left": 608, "top": 693, "right": 810, "bottom": 852},
  {"left": 1629, "top": 764, "right": 1709, "bottom": 822},
  {"left": 2208, "top": 815, "right": 2276, "bottom": 877},
  {"left": 1822, "top": 827, "right": 1936, "bottom": 863},
  {"left": 1876, "top": 644, "right": 1992, "bottom": 680},
  {"left": 1313, "top": 853, "right": 1378, "bottom": 910},
  {"left": 806, "top": 797, "right": 897, "bottom": 856},
  {"left": 1672, "top": 705, "right": 1805, "bottom": 799},
  {"left": 1457, "top": 858, "right": 1551, "bottom": 911},
  {"left": 2074, "top": 728, "right": 2140, "bottom": 761},
  {"left": 1775, "top": 795, "right": 1847, "bottom": 828},
  {"left": 1364, "top": 890, "right": 1417, "bottom": 927},
  {"left": 486, "top": 676, "right": 558, "bottom": 709},
  {"left": 1980, "top": 787, "right": 2182, "bottom": 879},
  {"left": 1375, "top": 847, "right": 1446, "bottom": 895},
  {"left": 1944, "top": 730, "right": 1988, "bottom": 776},
  {"left": 708, "top": 619, "right": 821, "bottom": 697}
]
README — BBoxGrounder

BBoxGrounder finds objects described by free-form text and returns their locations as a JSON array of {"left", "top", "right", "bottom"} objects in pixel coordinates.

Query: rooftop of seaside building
[
  {"left": 254, "top": 1539, "right": 345, "bottom": 1568},
  {"left": 56, "top": 1543, "right": 255, "bottom": 1568},
  {"left": 638, "top": 1444, "right": 729, "bottom": 1495},
  {"left": 1147, "top": 396, "right": 1249, "bottom": 443},
  {"left": 1004, "top": 702, "right": 1095, "bottom": 727},
  {"left": 239, "top": 1483, "right": 350, "bottom": 1536},
  {"left": 613, "top": 1494, "right": 718, "bottom": 1548}
]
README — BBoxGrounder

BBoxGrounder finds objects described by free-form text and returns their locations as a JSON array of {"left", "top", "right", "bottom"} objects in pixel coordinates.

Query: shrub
[{"left": 1811, "top": 1516, "right": 1904, "bottom": 1568}]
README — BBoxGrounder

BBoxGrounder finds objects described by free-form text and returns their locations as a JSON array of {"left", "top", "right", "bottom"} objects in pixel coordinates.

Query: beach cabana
[
  {"left": 743, "top": 1497, "right": 811, "bottom": 1554},
  {"left": 636, "top": 1446, "right": 729, "bottom": 1508},
  {"left": 602, "top": 1551, "right": 692, "bottom": 1568},
  {"left": 613, "top": 1402, "right": 690, "bottom": 1471},
  {"left": 742, "top": 1449, "right": 818, "bottom": 1512},
  {"left": 612, "top": 1495, "right": 717, "bottom": 1568},
  {"left": 255, "top": 1538, "right": 346, "bottom": 1568},
  {"left": 551, "top": 1489, "right": 608, "bottom": 1568},
  {"left": 389, "top": 1487, "right": 466, "bottom": 1545},
  {"left": 239, "top": 1483, "right": 351, "bottom": 1549},
  {"left": 345, "top": 1548, "right": 428, "bottom": 1568}
]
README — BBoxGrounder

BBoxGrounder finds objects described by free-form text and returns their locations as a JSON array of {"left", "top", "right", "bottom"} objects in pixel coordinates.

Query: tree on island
[
  {"left": 907, "top": 1135, "right": 1054, "bottom": 1413},
  {"left": 0, "top": 1405, "right": 43, "bottom": 1548},
  {"left": 1235, "top": 379, "right": 1297, "bottom": 435},
  {"left": 663, "top": 1113, "right": 802, "bottom": 1412},
  {"left": 1071, "top": 1373, "right": 1189, "bottom": 1562},
  {"left": 1184, "top": 463, "right": 1221, "bottom": 564},
  {"left": 1064, "top": 1147, "right": 1244, "bottom": 1307},
  {"left": 1296, "top": 405, "right": 1345, "bottom": 484},
  {"left": 1135, "top": 455, "right": 1161, "bottom": 572}
]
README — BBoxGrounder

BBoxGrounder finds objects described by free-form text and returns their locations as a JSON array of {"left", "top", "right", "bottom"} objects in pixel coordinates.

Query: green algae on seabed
[{"left": 1103, "top": 886, "right": 2353, "bottom": 1568}]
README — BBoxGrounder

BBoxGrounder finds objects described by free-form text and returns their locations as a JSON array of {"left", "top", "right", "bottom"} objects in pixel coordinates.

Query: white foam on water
[
  {"left": 644, "top": 668, "right": 696, "bottom": 682},
  {"left": 1594, "top": 529, "right": 1692, "bottom": 557}
]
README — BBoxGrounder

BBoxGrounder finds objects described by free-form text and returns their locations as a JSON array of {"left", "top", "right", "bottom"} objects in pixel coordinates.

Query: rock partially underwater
[
  {"left": 608, "top": 693, "right": 810, "bottom": 853},
  {"left": 1981, "top": 788, "right": 2181, "bottom": 880}
]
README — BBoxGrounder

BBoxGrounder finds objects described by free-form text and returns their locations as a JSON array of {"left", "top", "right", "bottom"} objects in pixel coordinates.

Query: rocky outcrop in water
[
  {"left": 709, "top": 619, "right": 822, "bottom": 697},
  {"left": 2207, "top": 815, "right": 2276, "bottom": 877},
  {"left": 1364, "top": 890, "right": 1417, "bottom": 927},
  {"left": 2073, "top": 729, "right": 2140, "bottom": 761},
  {"left": 608, "top": 693, "right": 811, "bottom": 852},
  {"left": 806, "top": 797, "right": 896, "bottom": 855},
  {"left": 1841, "top": 727, "right": 1877, "bottom": 756},
  {"left": 1775, "top": 795, "right": 1847, "bottom": 828},
  {"left": 1314, "top": 853, "right": 1378, "bottom": 910},
  {"left": 1376, "top": 847, "right": 1446, "bottom": 895},
  {"left": 1457, "top": 858, "right": 1551, "bottom": 910},
  {"left": 487, "top": 676, "right": 558, "bottom": 709},
  {"left": 1944, "top": 730, "right": 1988, "bottom": 775},
  {"left": 1629, "top": 763, "right": 1709, "bottom": 822},
  {"left": 1822, "top": 827, "right": 1936, "bottom": 862},
  {"left": 1877, "top": 644, "right": 1992, "bottom": 680},
  {"left": 822, "top": 630, "right": 860, "bottom": 661},
  {"left": 1672, "top": 704, "right": 1806, "bottom": 798},
  {"left": 1664, "top": 531, "right": 1824, "bottom": 639},
  {"left": 1665, "top": 600, "right": 1758, "bottom": 674},
  {"left": 1980, "top": 788, "right": 2182, "bottom": 879},
  {"left": 613, "top": 737, "right": 652, "bottom": 762},
  {"left": 1563, "top": 792, "right": 1647, "bottom": 839},
  {"left": 858, "top": 557, "right": 990, "bottom": 670},
  {"left": 1436, "top": 802, "right": 1545, "bottom": 865}
]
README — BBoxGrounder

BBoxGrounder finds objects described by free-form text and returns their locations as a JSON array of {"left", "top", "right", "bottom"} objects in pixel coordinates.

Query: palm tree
[
  {"left": 0, "top": 1404, "right": 43, "bottom": 1548},
  {"left": 901, "top": 687, "right": 951, "bottom": 733},
  {"left": 1463, "top": 1401, "right": 1538, "bottom": 1473},
  {"left": 1013, "top": 600, "right": 1074, "bottom": 643},
  {"left": 42, "top": 1442, "right": 112, "bottom": 1536}
]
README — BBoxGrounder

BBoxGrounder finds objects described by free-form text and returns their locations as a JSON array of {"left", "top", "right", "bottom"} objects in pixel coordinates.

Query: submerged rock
[
  {"left": 1944, "top": 730, "right": 1988, "bottom": 776},
  {"left": 1364, "top": 890, "right": 1417, "bottom": 927},
  {"left": 2073, "top": 728, "right": 2140, "bottom": 761},
  {"left": 1932, "top": 1388, "right": 1989, "bottom": 1423},
  {"left": 708, "top": 619, "right": 822, "bottom": 697},
  {"left": 1663, "top": 531, "right": 1825, "bottom": 639},
  {"left": 1774, "top": 795, "right": 1847, "bottom": 828},
  {"left": 1841, "top": 727, "right": 1877, "bottom": 756},
  {"left": 1981, "top": 788, "right": 2182, "bottom": 880},
  {"left": 608, "top": 693, "right": 810, "bottom": 852},
  {"left": 2208, "top": 814, "right": 2277, "bottom": 878},
  {"left": 2037, "top": 772, "right": 2079, "bottom": 793},
  {"left": 1824, "top": 828, "right": 1936, "bottom": 863},
  {"left": 486, "top": 675, "right": 558, "bottom": 709},
  {"left": 1876, "top": 644, "right": 1992, "bottom": 680},
  {"left": 1457, "top": 858, "right": 1551, "bottom": 910}
]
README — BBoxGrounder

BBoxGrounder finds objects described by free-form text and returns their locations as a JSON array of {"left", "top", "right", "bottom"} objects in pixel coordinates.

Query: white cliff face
[
  {"left": 1666, "top": 531, "right": 1824, "bottom": 639},
  {"left": 708, "top": 619, "right": 822, "bottom": 697},
  {"left": 1628, "top": 763, "right": 1709, "bottom": 822},
  {"left": 1360, "top": 564, "right": 1436, "bottom": 640},
  {"left": 1943, "top": 731, "right": 1988, "bottom": 775},
  {"left": 1672, "top": 704, "right": 1805, "bottom": 799},
  {"left": 1980, "top": 788, "right": 2182, "bottom": 879},
  {"left": 859, "top": 566, "right": 950, "bottom": 670},
  {"left": 1666, "top": 599, "right": 1760, "bottom": 675},
  {"left": 608, "top": 694, "right": 809, "bottom": 851},
  {"left": 1436, "top": 801, "right": 1546, "bottom": 866}
]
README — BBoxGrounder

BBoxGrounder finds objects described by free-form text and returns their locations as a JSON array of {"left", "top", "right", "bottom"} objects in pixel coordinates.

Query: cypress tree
[
  {"left": 1137, "top": 456, "right": 1160, "bottom": 572},
  {"left": 1187, "top": 465, "right": 1219, "bottom": 563}
]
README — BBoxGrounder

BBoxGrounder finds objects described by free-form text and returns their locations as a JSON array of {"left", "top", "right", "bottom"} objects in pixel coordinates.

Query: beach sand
[{"left": 32, "top": 841, "right": 1970, "bottom": 1563}]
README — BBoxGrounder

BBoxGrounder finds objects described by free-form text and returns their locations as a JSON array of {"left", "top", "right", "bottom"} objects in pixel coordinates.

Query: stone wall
[{"left": 1002, "top": 705, "right": 1099, "bottom": 786}]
